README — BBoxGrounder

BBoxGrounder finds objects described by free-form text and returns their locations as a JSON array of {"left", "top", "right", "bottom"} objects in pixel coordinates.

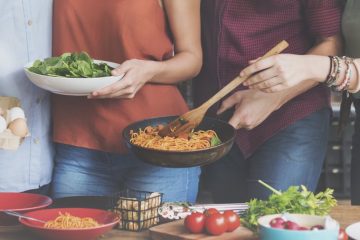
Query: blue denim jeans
[
  {"left": 51, "top": 144, "right": 201, "bottom": 203},
  {"left": 203, "top": 108, "right": 331, "bottom": 202},
  {"left": 351, "top": 100, "right": 360, "bottom": 205}
]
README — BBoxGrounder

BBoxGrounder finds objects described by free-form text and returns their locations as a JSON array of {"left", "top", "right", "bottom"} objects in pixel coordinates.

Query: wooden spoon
[{"left": 158, "top": 40, "right": 289, "bottom": 137}]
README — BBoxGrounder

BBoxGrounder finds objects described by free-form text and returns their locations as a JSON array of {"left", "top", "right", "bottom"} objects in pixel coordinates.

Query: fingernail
[
  {"left": 240, "top": 72, "right": 245, "bottom": 77},
  {"left": 243, "top": 82, "right": 248, "bottom": 86}
]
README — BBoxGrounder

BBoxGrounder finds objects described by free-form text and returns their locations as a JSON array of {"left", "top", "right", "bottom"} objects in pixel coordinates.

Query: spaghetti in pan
[{"left": 130, "top": 125, "right": 222, "bottom": 151}]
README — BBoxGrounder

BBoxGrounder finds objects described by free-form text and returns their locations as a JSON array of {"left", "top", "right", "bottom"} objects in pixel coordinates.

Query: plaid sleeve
[{"left": 303, "top": 0, "right": 344, "bottom": 38}]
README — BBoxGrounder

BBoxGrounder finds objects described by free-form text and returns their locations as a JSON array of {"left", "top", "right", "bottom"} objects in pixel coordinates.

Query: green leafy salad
[
  {"left": 242, "top": 180, "right": 337, "bottom": 232},
  {"left": 28, "top": 52, "right": 113, "bottom": 78}
]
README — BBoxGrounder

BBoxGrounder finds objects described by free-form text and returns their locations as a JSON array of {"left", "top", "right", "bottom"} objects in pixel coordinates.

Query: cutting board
[{"left": 149, "top": 220, "right": 257, "bottom": 240}]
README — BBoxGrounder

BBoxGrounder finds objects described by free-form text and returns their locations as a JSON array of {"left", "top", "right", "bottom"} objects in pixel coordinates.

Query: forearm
[
  {"left": 148, "top": 0, "right": 202, "bottom": 85},
  {"left": 148, "top": 51, "right": 202, "bottom": 85},
  {"left": 276, "top": 35, "right": 343, "bottom": 106}
]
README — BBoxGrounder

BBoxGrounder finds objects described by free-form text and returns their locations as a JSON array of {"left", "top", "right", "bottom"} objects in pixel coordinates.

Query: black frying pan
[{"left": 122, "top": 116, "right": 235, "bottom": 168}]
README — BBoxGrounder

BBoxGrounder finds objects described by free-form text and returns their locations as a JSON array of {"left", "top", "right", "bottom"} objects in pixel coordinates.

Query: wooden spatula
[{"left": 158, "top": 40, "right": 289, "bottom": 137}]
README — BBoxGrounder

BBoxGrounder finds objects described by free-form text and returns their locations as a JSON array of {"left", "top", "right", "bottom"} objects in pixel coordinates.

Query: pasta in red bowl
[{"left": 19, "top": 208, "right": 119, "bottom": 240}]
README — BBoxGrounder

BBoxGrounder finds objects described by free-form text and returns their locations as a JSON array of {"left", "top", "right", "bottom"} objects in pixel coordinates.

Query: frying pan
[{"left": 122, "top": 116, "right": 235, "bottom": 168}]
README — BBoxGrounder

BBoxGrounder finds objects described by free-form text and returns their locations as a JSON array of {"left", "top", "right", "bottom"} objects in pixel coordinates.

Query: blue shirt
[{"left": 0, "top": 0, "right": 54, "bottom": 192}]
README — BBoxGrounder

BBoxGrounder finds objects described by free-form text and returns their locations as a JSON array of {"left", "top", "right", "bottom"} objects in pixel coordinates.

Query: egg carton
[{"left": 0, "top": 96, "right": 29, "bottom": 150}]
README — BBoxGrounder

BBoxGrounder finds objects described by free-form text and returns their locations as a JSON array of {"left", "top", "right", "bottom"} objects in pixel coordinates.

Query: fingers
[
  {"left": 229, "top": 111, "right": 253, "bottom": 130},
  {"left": 216, "top": 93, "right": 242, "bottom": 115},
  {"left": 243, "top": 67, "right": 279, "bottom": 87},
  {"left": 248, "top": 57, "right": 261, "bottom": 64},
  {"left": 229, "top": 115, "right": 241, "bottom": 129},
  {"left": 240, "top": 56, "right": 275, "bottom": 77},
  {"left": 111, "top": 61, "right": 131, "bottom": 76},
  {"left": 89, "top": 79, "right": 129, "bottom": 98},
  {"left": 262, "top": 84, "right": 286, "bottom": 93},
  {"left": 88, "top": 72, "right": 138, "bottom": 99}
]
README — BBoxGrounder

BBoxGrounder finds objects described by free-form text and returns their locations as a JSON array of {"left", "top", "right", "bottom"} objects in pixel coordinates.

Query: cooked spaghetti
[
  {"left": 130, "top": 125, "right": 221, "bottom": 151},
  {"left": 44, "top": 212, "right": 100, "bottom": 229}
]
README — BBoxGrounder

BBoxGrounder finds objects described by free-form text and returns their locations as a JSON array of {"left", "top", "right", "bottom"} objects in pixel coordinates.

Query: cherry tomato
[
  {"left": 205, "top": 213, "right": 227, "bottom": 236},
  {"left": 284, "top": 221, "right": 300, "bottom": 230},
  {"left": 184, "top": 212, "right": 206, "bottom": 234},
  {"left": 270, "top": 217, "right": 286, "bottom": 229},
  {"left": 222, "top": 210, "right": 240, "bottom": 232},
  {"left": 338, "top": 228, "right": 348, "bottom": 240},
  {"left": 299, "top": 226, "right": 309, "bottom": 231},
  {"left": 310, "top": 225, "right": 324, "bottom": 230},
  {"left": 204, "top": 208, "right": 220, "bottom": 217}
]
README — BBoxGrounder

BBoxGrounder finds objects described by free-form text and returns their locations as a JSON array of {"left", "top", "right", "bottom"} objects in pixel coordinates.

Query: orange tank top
[{"left": 52, "top": 0, "right": 189, "bottom": 153}]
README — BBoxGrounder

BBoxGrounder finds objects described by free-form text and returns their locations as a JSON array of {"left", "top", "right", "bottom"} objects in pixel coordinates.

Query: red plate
[
  {"left": 0, "top": 192, "right": 52, "bottom": 226},
  {"left": 19, "top": 208, "right": 120, "bottom": 240}
]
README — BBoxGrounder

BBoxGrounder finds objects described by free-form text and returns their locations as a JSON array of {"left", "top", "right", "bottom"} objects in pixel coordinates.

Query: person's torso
[
  {"left": 195, "top": 0, "right": 340, "bottom": 157},
  {"left": 0, "top": 0, "right": 54, "bottom": 191},
  {"left": 52, "top": 0, "right": 189, "bottom": 153}
]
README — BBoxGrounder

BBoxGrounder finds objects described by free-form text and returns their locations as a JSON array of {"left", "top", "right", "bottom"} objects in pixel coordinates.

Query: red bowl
[
  {"left": 19, "top": 208, "right": 120, "bottom": 240},
  {"left": 0, "top": 192, "right": 52, "bottom": 226}
]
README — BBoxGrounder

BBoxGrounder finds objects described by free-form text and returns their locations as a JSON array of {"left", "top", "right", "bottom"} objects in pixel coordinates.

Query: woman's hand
[
  {"left": 241, "top": 54, "right": 329, "bottom": 93},
  {"left": 89, "top": 59, "right": 158, "bottom": 99},
  {"left": 217, "top": 89, "right": 283, "bottom": 129}
]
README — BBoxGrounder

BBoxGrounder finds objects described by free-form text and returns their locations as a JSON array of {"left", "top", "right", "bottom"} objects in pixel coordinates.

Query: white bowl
[
  {"left": 346, "top": 221, "right": 360, "bottom": 240},
  {"left": 258, "top": 214, "right": 339, "bottom": 240},
  {"left": 24, "top": 60, "right": 124, "bottom": 96}
]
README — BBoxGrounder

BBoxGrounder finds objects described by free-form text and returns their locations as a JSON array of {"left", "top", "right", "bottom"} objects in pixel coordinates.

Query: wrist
[
  {"left": 146, "top": 60, "right": 163, "bottom": 83},
  {"left": 306, "top": 55, "right": 330, "bottom": 83}
]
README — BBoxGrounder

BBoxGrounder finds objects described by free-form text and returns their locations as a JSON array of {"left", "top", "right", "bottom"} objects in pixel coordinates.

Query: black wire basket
[{"left": 111, "top": 189, "right": 163, "bottom": 231}]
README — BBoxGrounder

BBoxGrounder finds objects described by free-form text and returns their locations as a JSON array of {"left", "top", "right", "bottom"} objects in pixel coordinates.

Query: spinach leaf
[{"left": 28, "top": 52, "right": 114, "bottom": 78}]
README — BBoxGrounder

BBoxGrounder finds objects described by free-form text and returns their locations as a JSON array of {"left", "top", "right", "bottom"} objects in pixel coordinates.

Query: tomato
[
  {"left": 184, "top": 212, "right": 205, "bottom": 234},
  {"left": 270, "top": 217, "right": 286, "bottom": 229},
  {"left": 310, "top": 225, "right": 324, "bottom": 230},
  {"left": 338, "top": 228, "right": 348, "bottom": 240},
  {"left": 205, "top": 213, "right": 227, "bottom": 236},
  {"left": 222, "top": 210, "right": 240, "bottom": 232},
  {"left": 204, "top": 208, "right": 220, "bottom": 217}
]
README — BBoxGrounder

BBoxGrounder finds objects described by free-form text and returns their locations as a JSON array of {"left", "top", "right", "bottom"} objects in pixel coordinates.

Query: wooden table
[{"left": 1, "top": 201, "right": 359, "bottom": 240}]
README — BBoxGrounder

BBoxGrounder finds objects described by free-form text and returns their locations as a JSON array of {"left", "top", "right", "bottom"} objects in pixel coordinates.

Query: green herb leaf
[
  {"left": 241, "top": 180, "right": 337, "bottom": 232},
  {"left": 210, "top": 135, "right": 222, "bottom": 146},
  {"left": 28, "top": 52, "right": 114, "bottom": 78}
]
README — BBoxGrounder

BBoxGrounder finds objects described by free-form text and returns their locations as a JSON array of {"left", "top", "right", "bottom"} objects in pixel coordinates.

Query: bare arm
[
  {"left": 90, "top": 0, "right": 201, "bottom": 99},
  {"left": 150, "top": 0, "right": 202, "bottom": 84}
]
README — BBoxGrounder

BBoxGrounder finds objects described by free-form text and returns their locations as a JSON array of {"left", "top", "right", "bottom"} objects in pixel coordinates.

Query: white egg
[
  {"left": 8, "top": 118, "right": 28, "bottom": 137},
  {"left": 0, "top": 116, "right": 6, "bottom": 133},
  {"left": 9, "top": 107, "right": 25, "bottom": 122}
]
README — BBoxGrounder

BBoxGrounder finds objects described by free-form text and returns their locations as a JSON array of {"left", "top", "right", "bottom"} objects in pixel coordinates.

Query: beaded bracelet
[
  {"left": 336, "top": 57, "right": 353, "bottom": 91},
  {"left": 326, "top": 56, "right": 342, "bottom": 87},
  {"left": 333, "top": 56, "right": 342, "bottom": 86},
  {"left": 325, "top": 56, "right": 336, "bottom": 87}
]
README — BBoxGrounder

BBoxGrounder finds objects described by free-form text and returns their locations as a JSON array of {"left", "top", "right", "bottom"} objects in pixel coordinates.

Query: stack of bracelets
[{"left": 325, "top": 56, "right": 359, "bottom": 92}]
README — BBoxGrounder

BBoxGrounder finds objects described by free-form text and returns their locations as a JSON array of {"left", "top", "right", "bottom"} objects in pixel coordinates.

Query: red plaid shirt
[{"left": 194, "top": 0, "right": 343, "bottom": 158}]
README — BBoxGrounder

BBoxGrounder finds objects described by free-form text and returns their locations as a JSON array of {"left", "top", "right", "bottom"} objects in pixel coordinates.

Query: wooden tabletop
[{"left": 1, "top": 201, "right": 359, "bottom": 240}]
